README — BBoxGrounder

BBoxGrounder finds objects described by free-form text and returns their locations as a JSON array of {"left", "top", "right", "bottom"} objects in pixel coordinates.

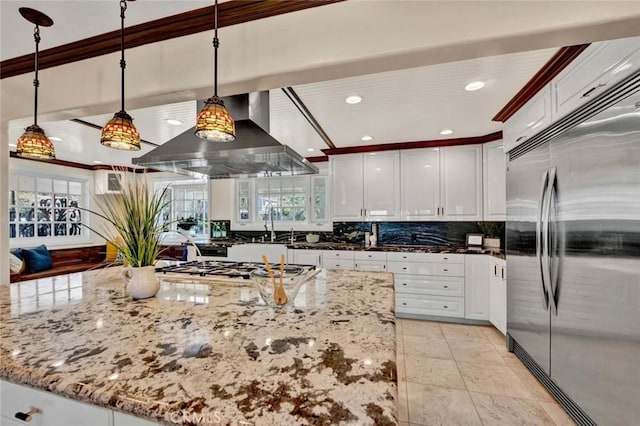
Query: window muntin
[
  {"left": 155, "top": 179, "right": 209, "bottom": 237},
  {"left": 255, "top": 177, "right": 308, "bottom": 224},
  {"left": 9, "top": 175, "right": 85, "bottom": 241}
]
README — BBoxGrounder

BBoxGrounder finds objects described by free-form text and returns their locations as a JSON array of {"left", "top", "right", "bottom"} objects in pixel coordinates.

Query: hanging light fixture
[
  {"left": 194, "top": 0, "right": 235, "bottom": 142},
  {"left": 100, "top": 0, "right": 140, "bottom": 150},
  {"left": 16, "top": 8, "right": 55, "bottom": 160}
]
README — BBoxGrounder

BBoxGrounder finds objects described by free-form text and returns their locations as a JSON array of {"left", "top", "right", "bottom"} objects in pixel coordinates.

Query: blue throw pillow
[
  {"left": 22, "top": 245, "right": 53, "bottom": 274},
  {"left": 10, "top": 248, "right": 22, "bottom": 260}
]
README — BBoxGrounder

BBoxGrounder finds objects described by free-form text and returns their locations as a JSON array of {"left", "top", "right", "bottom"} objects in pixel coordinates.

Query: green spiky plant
[{"left": 83, "top": 169, "right": 171, "bottom": 267}]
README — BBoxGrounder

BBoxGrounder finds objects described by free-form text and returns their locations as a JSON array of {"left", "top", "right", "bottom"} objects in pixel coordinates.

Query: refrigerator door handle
[
  {"left": 547, "top": 168, "right": 560, "bottom": 315},
  {"left": 542, "top": 167, "right": 556, "bottom": 312},
  {"left": 537, "top": 170, "right": 550, "bottom": 310}
]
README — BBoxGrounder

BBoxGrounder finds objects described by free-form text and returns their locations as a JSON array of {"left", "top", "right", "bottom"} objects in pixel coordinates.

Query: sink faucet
[{"left": 265, "top": 202, "right": 276, "bottom": 242}]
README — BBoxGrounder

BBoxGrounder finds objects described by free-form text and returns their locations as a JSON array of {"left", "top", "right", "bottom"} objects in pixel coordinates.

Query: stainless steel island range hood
[{"left": 132, "top": 91, "right": 318, "bottom": 178}]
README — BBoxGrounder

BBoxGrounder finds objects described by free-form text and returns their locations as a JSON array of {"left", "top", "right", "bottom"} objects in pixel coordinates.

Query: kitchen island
[{"left": 0, "top": 268, "right": 397, "bottom": 425}]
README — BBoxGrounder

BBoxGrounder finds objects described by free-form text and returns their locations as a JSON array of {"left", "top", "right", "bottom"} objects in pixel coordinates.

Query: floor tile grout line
[{"left": 447, "top": 335, "right": 487, "bottom": 426}]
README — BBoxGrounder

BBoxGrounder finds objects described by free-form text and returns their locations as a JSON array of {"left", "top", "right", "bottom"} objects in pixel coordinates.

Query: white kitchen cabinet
[
  {"left": 330, "top": 152, "right": 400, "bottom": 221},
  {"left": 226, "top": 244, "right": 288, "bottom": 263},
  {"left": 551, "top": 36, "right": 640, "bottom": 121},
  {"left": 322, "top": 250, "right": 355, "bottom": 270},
  {"left": 440, "top": 145, "right": 483, "bottom": 220},
  {"left": 113, "top": 412, "right": 158, "bottom": 426},
  {"left": 464, "top": 255, "right": 490, "bottom": 320},
  {"left": 0, "top": 380, "right": 112, "bottom": 426},
  {"left": 290, "top": 249, "right": 323, "bottom": 267},
  {"left": 391, "top": 253, "right": 466, "bottom": 318},
  {"left": 400, "top": 148, "right": 440, "bottom": 220},
  {"left": 400, "top": 145, "right": 482, "bottom": 221},
  {"left": 310, "top": 176, "right": 330, "bottom": 224},
  {"left": 489, "top": 257, "right": 507, "bottom": 335},
  {"left": 354, "top": 251, "right": 387, "bottom": 272},
  {"left": 483, "top": 140, "right": 506, "bottom": 221},
  {"left": 503, "top": 86, "right": 552, "bottom": 153}
]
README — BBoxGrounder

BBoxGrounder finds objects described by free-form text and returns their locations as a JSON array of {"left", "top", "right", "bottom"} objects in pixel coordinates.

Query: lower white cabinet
[
  {"left": 354, "top": 251, "right": 387, "bottom": 272},
  {"left": 465, "top": 255, "right": 490, "bottom": 320},
  {"left": 489, "top": 257, "right": 507, "bottom": 334},
  {"left": 289, "top": 249, "right": 323, "bottom": 267},
  {"left": 396, "top": 294, "right": 465, "bottom": 318},
  {"left": 322, "top": 250, "right": 355, "bottom": 270},
  {"left": 0, "top": 380, "right": 111, "bottom": 426}
]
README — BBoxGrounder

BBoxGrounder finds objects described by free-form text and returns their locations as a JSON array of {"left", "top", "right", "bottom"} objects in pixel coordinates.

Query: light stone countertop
[{"left": 0, "top": 268, "right": 397, "bottom": 425}]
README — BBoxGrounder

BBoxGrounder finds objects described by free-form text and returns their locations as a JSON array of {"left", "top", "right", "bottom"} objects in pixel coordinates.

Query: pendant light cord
[
  {"left": 213, "top": 0, "right": 219, "bottom": 97},
  {"left": 32, "top": 25, "right": 40, "bottom": 126},
  {"left": 120, "top": 0, "right": 127, "bottom": 113}
]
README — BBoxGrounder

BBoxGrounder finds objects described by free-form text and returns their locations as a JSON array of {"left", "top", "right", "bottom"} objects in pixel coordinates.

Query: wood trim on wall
[
  {"left": 9, "top": 151, "right": 158, "bottom": 173},
  {"left": 306, "top": 155, "right": 329, "bottom": 163},
  {"left": 1, "top": 0, "right": 345, "bottom": 79},
  {"left": 320, "top": 131, "right": 502, "bottom": 156},
  {"left": 492, "top": 44, "right": 590, "bottom": 122}
]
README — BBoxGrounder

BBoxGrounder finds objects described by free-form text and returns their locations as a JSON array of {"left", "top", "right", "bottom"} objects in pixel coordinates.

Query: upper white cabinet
[
  {"left": 400, "top": 148, "right": 440, "bottom": 220},
  {"left": 551, "top": 36, "right": 640, "bottom": 121},
  {"left": 482, "top": 140, "right": 506, "bottom": 221},
  {"left": 503, "top": 86, "right": 552, "bottom": 153},
  {"left": 400, "top": 145, "right": 482, "bottom": 221},
  {"left": 440, "top": 145, "right": 483, "bottom": 220},
  {"left": 311, "top": 176, "right": 330, "bottom": 224},
  {"left": 331, "top": 152, "right": 400, "bottom": 221}
]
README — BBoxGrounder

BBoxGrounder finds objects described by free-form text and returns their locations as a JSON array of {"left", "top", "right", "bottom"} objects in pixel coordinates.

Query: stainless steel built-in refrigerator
[{"left": 506, "top": 71, "right": 640, "bottom": 425}]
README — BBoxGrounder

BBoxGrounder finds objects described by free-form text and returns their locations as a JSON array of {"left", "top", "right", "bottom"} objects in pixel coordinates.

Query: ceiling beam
[
  {"left": 0, "top": 0, "right": 345, "bottom": 79},
  {"left": 321, "top": 132, "right": 503, "bottom": 156},
  {"left": 282, "top": 87, "right": 336, "bottom": 149},
  {"left": 9, "top": 151, "right": 158, "bottom": 173}
]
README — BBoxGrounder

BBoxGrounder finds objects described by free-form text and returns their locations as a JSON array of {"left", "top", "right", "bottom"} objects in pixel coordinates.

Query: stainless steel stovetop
[{"left": 155, "top": 260, "right": 314, "bottom": 281}]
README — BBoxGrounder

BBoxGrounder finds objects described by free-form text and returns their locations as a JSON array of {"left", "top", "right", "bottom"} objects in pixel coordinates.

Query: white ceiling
[{"left": 7, "top": 46, "right": 556, "bottom": 164}]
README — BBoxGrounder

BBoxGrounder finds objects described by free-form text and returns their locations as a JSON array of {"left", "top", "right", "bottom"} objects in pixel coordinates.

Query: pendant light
[
  {"left": 16, "top": 8, "right": 55, "bottom": 160},
  {"left": 100, "top": 0, "right": 141, "bottom": 150},
  {"left": 194, "top": 0, "right": 236, "bottom": 142}
]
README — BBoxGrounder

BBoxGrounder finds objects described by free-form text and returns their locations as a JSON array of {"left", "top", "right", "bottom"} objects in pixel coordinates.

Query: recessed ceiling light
[
  {"left": 93, "top": 160, "right": 103, "bottom": 164},
  {"left": 361, "top": 135, "right": 373, "bottom": 141},
  {"left": 345, "top": 95, "right": 362, "bottom": 104},
  {"left": 465, "top": 81, "right": 485, "bottom": 91},
  {"left": 49, "top": 136, "right": 63, "bottom": 142},
  {"left": 165, "top": 119, "right": 183, "bottom": 126},
  {"left": 307, "top": 148, "right": 315, "bottom": 152},
  {"left": 440, "top": 129, "right": 454, "bottom": 135}
]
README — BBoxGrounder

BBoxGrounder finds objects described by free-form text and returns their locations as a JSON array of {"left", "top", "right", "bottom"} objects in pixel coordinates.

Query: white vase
[{"left": 122, "top": 265, "right": 160, "bottom": 299}]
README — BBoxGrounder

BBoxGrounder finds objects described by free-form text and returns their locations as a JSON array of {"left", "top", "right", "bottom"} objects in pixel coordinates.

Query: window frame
[{"left": 153, "top": 177, "right": 210, "bottom": 238}]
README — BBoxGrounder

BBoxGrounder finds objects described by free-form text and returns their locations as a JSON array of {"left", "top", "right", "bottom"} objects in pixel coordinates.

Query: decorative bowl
[
  {"left": 306, "top": 234, "right": 320, "bottom": 243},
  {"left": 251, "top": 266, "right": 308, "bottom": 308}
]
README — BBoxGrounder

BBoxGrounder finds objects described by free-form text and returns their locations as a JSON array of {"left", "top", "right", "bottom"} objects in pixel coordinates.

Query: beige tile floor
[{"left": 396, "top": 319, "right": 577, "bottom": 426}]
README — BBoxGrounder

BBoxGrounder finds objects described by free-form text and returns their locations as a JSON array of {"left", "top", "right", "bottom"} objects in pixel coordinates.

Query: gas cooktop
[{"left": 155, "top": 260, "right": 314, "bottom": 281}]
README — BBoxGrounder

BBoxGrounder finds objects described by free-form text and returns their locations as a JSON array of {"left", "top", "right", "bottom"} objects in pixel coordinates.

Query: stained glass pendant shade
[
  {"left": 16, "top": 8, "right": 55, "bottom": 160},
  {"left": 194, "top": 0, "right": 235, "bottom": 142},
  {"left": 100, "top": 0, "right": 141, "bottom": 151}
]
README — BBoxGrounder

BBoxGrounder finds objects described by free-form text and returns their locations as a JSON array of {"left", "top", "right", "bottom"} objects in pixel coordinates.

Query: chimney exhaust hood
[{"left": 132, "top": 92, "right": 319, "bottom": 179}]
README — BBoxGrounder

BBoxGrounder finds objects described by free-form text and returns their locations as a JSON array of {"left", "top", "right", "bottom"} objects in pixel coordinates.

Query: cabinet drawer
[
  {"left": 322, "top": 250, "right": 356, "bottom": 261},
  {"left": 386, "top": 252, "right": 463, "bottom": 264},
  {"left": 388, "top": 261, "right": 464, "bottom": 277},
  {"left": 324, "top": 259, "right": 355, "bottom": 270},
  {"left": 354, "top": 260, "right": 386, "bottom": 272},
  {"left": 552, "top": 36, "right": 640, "bottom": 121},
  {"left": 504, "top": 86, "right": 551, "bottom": 153},
  {"left": 394, "top": 274, "right": 464, "bottom": 296},
  {"left": 354, "top": 251, "right": 387, "bottom": 261},
  {"left": 396, "top": 295, "right": 464, "bottom": 318},
  {"left": 0, "top": 380, "right": 112, "bottom": 426}
]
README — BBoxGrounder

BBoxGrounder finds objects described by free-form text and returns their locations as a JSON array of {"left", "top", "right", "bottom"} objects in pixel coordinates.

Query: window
[
  {"left": 9, "top": 175, "right": 85, "bottom": 242},
  {"left": 255, "top": 177, "right": 308, "bottom": 223},
  {"left": 155, "top": 179, "right": 209, "bottom": 237}
]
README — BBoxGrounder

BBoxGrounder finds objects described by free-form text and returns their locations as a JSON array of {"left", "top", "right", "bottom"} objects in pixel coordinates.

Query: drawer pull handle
[
  {"left": 581, "top": 82, "right": 606, "bottom": 98},
  {"left": 443, "top": 269, "right": 448, "bottom": 272},
  {"left": 403, "top": 267, "right": 407, "bottom": 270},
  {"left": 402, "top": 256, "right": 407, "bottom": 259},
  {"left": 402, "top": 283, "right": 407, "bottom": 286},
  {"left": 15, "top": 408, "right": 41, "bottom": 422},
  {"left": 443, "top": 305, "right": 449, "bottom": 309},
  {"left": 443, "top": 285, "right": 448, "bottom": 288},
  {"left": 402, "top": 302, "right": 407, "bottom": 306}
]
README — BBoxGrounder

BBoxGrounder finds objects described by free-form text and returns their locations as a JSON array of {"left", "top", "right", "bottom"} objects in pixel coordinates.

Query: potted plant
[
  {"left": 84, "top": 169, "right": 170, "bottom": 299},
  {"left": 476, "top": 222, "right": 503, "bottom": 250}
]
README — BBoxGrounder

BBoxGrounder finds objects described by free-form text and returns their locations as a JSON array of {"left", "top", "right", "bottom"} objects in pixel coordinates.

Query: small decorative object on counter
[
  {"left": 252, "top": 255, "right": 319, "bottom": 309},
  {"left": 476, "top": 221, "right": 504, "bottom": 250},
  {"left": 306, "top": 233, "right": 320, "bottom": 243},
  {"left": 370, "top": 223, "right": 378, "bottom": 247},
  {"left": 121, "top": 266, "right": 160, "bottom": 299}
]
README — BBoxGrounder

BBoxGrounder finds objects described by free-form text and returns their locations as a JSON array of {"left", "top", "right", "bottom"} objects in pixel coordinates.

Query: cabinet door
[
  {"left": 291, "top": 249, "right": 323, "bottom": 267},
  {"left": 354, "top": 260, "right": 386, "bottom": 272},
  {"left": 236, "top": 180, "right": 251, "bottom": 224},
  {"left": 464, "top": 255, "right": 489, "bottom": 320},
  {"left": 331, "top": 154, "right": 364, "bottom": 220},
  {"left": 310, "top": 176, "right": 329, "bottom": 224},
  {"left": 400, "top": 148, "right": 440, "bottom": 220},
  {"left": 363, "top": 151, "right": 400, "bottom": 220},
  {"left": 440, "top": 145, "right": 482, "bottom": 220},
  {"left": 483, "top": 140, "right": 506, "bottom": 220},
  {"left": 489, "top": 257, "right": 501, "bottom": 329},
  {"left": 498, "top": 260, "right": 507, "bottom": 334}
]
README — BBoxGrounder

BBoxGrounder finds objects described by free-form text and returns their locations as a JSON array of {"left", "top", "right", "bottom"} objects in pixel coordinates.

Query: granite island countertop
[{"left": 0, "top": 268, "right": 397, "bottom": 425}]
